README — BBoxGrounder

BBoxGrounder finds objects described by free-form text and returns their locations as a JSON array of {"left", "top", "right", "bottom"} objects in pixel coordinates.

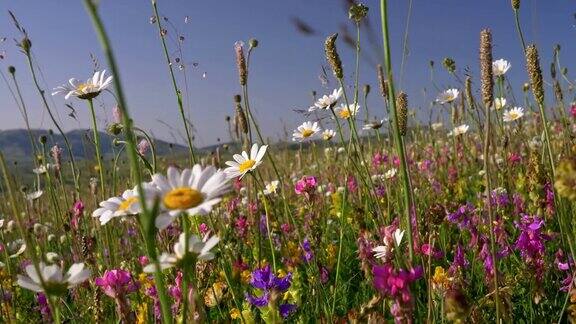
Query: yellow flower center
[
  {"left": 238, "top": 159, "right": 256, "bottom": 173},
  {"left": 118, "top": 196, "right": 138, "bottom": 212},
  {"left": 163, "top": 187, "right": 203, "bottom": 210},
  {"left": 338, "top": 109, "right": 351, "bottom": 119},
  {"left": 301, "top": 129, "right": 314, "bottom": 138},
  {"left": 77, "top": 83, "right": 90, "bottom": 92},
  {"left": 509, "top": 112, "right": 518, "bottom": 119}
]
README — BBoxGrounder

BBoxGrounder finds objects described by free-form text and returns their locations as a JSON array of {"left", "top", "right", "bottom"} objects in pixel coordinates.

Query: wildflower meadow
[{"left": 1, "top": 0, "right": 576, "bottom": 323}]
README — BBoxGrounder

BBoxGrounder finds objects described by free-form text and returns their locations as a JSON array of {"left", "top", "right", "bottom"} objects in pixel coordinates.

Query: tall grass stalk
[
  {"left": 151, "top": 0, "right": 197, "bottom": 167},
  {"left": 82, "top": 1, "right": 173, "bottom": 322},
  {"left": 379, "top": 0, "right": 415, "bottom": 261}
]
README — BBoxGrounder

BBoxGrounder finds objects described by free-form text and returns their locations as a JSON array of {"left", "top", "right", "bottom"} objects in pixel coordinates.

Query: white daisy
[
  {"left": 384, "top": 168, "right": 397, "bottom": 179},
  {"left": 322, "top": 129, "right": 336, "bottom": 141},
  {"left": 152, "top": 165, "right": 230, "bottom": 229},
  {"left": 431, "top": 122, "right": 443, "bottom": 131},
  {"left": 503, "top": 107, "right": 525, "bottom": 122},
  {"left": 32, "top": 164, "right": 51, "bottom": 175},
  {"left": 292, "top": 121, "right": 321, "bottom": 142},
  {"left": 448, "top": 124, "right": 470, "bottom": 137},
  {"left": 143, "top": 232, "right": 219, "bottom": 273},
  {"left": 92, "top": 184, "right": 157, "bottom": 225},
  {"left": 334, "top": 103, "right": 360, "bottom": 119},
  {"left": 262, "top": 180, "right": 279, "bottom": 195},
  {"left": 52, "top": 70, "right": 113, "bottom": 100},
  {"left": 17, "top": 262, "right": 91, "bottom": 295},
  {"left": 363, "top": 119, "right": 385, "bottom": 130},
  {"left": 493, "top": 97, "right": 507, "bottom": 110},
  {"left": 26, "top": 190, "right": 44, "bottom": 201},
  {"left": 7, "top": 239, "right": 26, "bottom": 258},
  {"left": 492, "top": 59, "right": 511, "bottom": 77},
  {"left": 224, "top": 143, "right": 268, "bottom": 179},
  {"left": 393, "top": 228, "right": 405, "bottom": 247},
  {"left": 309, "top": 88, "right": 343, "bottom": 111},
  {"left": 436, "top": 89, "right": 460, "bottom": 104}
]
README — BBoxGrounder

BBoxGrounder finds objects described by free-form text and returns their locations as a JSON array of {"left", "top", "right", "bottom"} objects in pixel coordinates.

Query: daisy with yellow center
[
  {"left": 334, "top": 103, "right": 360, "bottom": 119},
  {"left": 292, "top": 121, "right": 321, "bottom": 142},
  {"left": 92, "top": 185, "right": 154, "bottom": 225},
  {"left": 224, "top": 143, "right": 268, "bottom": 179},
  {"left": 152, "top": 165, "right": 230, "bottom": 229},
  {"left": 52, "top": 70, "right": 113, "bottom": 100},
  {"left": 308, "top": 87, "right": 343, "bottom": 111},
  {"left": 322, "top": 129, "right": 336, "bottom": 141},
  {"left": 503, "top": 106, "right": 525, "bottom": 123},
  {"left": 493, "top": 97, "right": 507, "bottom": 110},
  {"left": 436, "top": 88, "right": 459, "bottom": 104}
]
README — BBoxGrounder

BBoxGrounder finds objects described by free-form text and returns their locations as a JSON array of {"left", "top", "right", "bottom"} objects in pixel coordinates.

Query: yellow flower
[
  {"left": 230, "top": 308, "right": 241, "bottom": 320},
  {"left": 432, "top": 266, "right": 451, "bottom": 291},
  {"left": 136, "top": 303, "right": 148, "bottom": 324},
  {"left": 241, "top": 270, "right": 252, "bottom": 284}
]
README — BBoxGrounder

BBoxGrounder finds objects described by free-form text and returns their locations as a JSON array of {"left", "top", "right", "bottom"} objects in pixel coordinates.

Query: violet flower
[{"left": 245, "top": 264, "right": 297, "bottom": 319}]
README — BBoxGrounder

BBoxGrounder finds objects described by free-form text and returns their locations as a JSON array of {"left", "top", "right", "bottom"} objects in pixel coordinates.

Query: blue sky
[{"left": 0, "top": 0, "right": 574, "bottom": 147}]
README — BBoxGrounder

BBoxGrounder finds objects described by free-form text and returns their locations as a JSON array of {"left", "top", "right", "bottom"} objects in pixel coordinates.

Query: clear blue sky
[{"left": 0, "top": 0, "right": 574, "bottom": 147}]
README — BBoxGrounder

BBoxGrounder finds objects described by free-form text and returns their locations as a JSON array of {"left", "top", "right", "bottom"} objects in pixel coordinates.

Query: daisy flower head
[
  {"left": 92, "top": 184, "right": 157, "bottom": 225},
  {"left": 224, "top": 143, "right": 268, "bottom": 180},
  {"left": 503, "top": 106, "right": 525, "bottom": 123},
  {"left": 322, "top": 129, "right": 336, "bottom": 141},
  {"left": 431, "top": 122, "right": 443, "bottom": 131},
  {"left": 492, "top": 59, "right": 511, "bottom": 77},
  {"left": 448, "top": 124, "right": 470, "bottom": 137},
  {"left": 143, "top": 232, "right": 220, "bottom": 273},
  {"left": 309, "top": 88, "right": 343, "bottom": 111},
  {"left": 363, "top": 119, "right": 385, "bottom": 130},
  {"left": 334, "top": 103, "right": 360, "bottom": 119},
  {"left": 262, "top": 180, "right": 280, "bottom": 195},
  {"left": 52, "top": 70, "right": 113, "bottom": 100},
  {"left": 17, "top": 262, "right": 91, "bottom": 295},
  {"left": 152, "top": 165, "right": 230, "bottom": 229},
  {"left": 436, "top": 89, "right": 459, "bottom": 104},
  {"left": 493, "top": 97, "right": 507, "bottom": 110},
  {"left": 292, "top": 121, "right": 321, "bottom": 142}
]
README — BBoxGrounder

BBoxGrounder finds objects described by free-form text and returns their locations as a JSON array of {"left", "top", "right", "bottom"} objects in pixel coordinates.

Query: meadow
[{"left": 1, "top": 0, "right": 576, "bottom": 323}]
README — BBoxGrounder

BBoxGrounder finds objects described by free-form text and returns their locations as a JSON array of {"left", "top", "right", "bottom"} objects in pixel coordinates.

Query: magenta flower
[
  {"left": 294, "top": 176, "right": 318, "bottom": 197},
  {"left": 95, "top": 269, "right": 139, "bottom": 298}
]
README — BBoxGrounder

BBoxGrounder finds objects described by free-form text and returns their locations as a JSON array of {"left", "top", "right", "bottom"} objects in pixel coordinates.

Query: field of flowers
[{"left": 1, "top": 0, "right": 576, "bottom": 323}]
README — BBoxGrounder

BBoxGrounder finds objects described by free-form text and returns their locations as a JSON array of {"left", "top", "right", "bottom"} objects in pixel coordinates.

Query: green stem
[
  {"left": 380, "top": 0, "right": 415, "bottom": 261},
  {"left": 513, "top": 9, "right": 527, "bottom": 53},
  {"left": 87, "top": 99, "right": 106, "bottom": 198},
  {"left": 82, "top": 1, "right": 173, "bottom": 322},
  {"left": 151, "top": 0, "right": 196, "bottom": 166},
  {"left": 24, "top": 56, "right": 80, "bottom": 196}
]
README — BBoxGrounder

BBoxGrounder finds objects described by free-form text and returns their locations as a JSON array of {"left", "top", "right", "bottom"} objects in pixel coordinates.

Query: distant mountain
[{"left": 0, "top": 129, "right": 188, "bottom": 161}]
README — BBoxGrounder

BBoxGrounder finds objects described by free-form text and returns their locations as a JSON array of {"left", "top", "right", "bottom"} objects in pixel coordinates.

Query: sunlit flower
[
  {"left": 363, "top": 119, "right": 385, "bottom": 130},
  {"left": 393, "top": 228, "right": 405, "bottom": 247},
  {"left": 436, "top": 89, "right": 459, "bottom": 104},
  {"left": 92, "top": 184, "right": 157, "bottom": 225},
  {"left": 152, "top": 165, "right": 230, "bottom": 229},
  {"left": 52, "top": 70, "right": 113, "bottom": 100},
  {"left": 17, "top": 262, "right": 91, "bottom": 295},
  {"left": 503, "top": 106, "right": 525, "bottom": 122},
  {"left": 448, "top": 124, "right": 469, "bottom": 137},
  {"left": 492, "top": 59, "right": 511, "bottom": 77},
  {"left": 292, "top": 121, "right": 321, "bottom": 142},
  {"left": 143, "top": 232, "right": 219, "bottom": 272},
  {"left": 493, "top": 97, "right": 506, "bottom": 110},
  {"left": 224, "top": 143, "right": 268, "bottom": 179},
  {"left": 309, "top": 88, "right": 343, "bottom": 111},
  {"left": 322, "top": 129, "right": 336, "bottom": 141},
  {"left": 262, "top": 180, "right": 279, "bottom": 195},
  {"left": 334, "top": 103, "right": 360, "bottom": 119}
]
